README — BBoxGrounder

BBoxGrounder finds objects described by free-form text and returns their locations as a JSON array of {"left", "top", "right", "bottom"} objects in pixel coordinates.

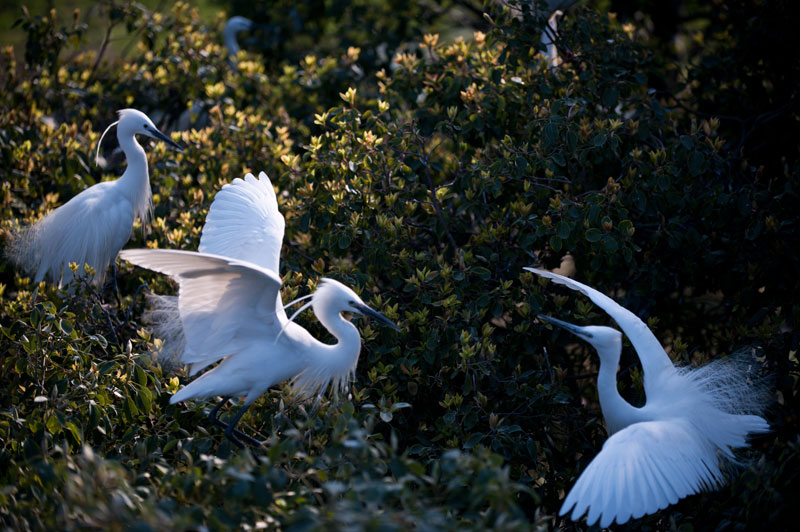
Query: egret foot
[{"left": 208, "top": 398, "right": 262, "bottom": 448}]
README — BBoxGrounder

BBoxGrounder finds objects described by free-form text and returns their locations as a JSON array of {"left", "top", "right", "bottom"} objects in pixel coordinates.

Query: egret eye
[{"left": 143, "top": 123, "right": 149, "bottom": 129}]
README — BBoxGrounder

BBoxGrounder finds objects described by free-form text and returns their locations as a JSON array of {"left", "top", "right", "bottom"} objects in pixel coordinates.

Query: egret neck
[
  {"left": 116, "top": 127, "right": 153, "bottom": 227},
  {"left": 595, "top": 342, "right": 641, "bottom": 434}
]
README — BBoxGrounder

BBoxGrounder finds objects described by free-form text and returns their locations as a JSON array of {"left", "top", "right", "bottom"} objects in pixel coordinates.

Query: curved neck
[
  {"left": 293, "top": 306, "right": 361, "bottom": 398},
  {"left": 224, "top": 29, "right": 240, "bottom": 56},
  {"left": 595, "top": 344, "right": 641, "bottom": 434},
  {"left": 116, "top": 131, "right": 152, "bottom": 225},
  {"left": 316, "top": 306, "right": 361, "bottom": 353}
]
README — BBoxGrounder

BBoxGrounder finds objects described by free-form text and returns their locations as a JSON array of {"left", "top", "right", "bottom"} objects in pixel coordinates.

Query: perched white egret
[
  {"left": 224, "top": 16, "right": 256, "bottom": 58},
  {"left": 539, "top": 1, "right": 578, "bottom": 69},
  {"left": 526, "top": 267, "right": 770, "bottom": 528},
  {"left": 121, "top": 172, "right": 399, "bottom": 447},
  {"left": 7, "top": 109, "right": 182, "bottom": 288}
]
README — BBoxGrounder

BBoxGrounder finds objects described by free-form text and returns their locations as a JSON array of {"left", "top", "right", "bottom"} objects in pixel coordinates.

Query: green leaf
[
  {"left": 557, "top": 221, "right": 570, "bottom": 239},
  {"left": 543, "top": 122, "right": 559, "bottom": 148},
  {"left": 603, "top": 236, "right": 619, "bottom": 252},
  {"left": 585, "top": 228, "right": 603, "bottom": 242},
  {"left": 46, "top": 414, "right": 61, "bottom": 435},
  {"left": 688, "top": 151, "right": 704, "bottom": 176},
  {"left": 549, "top": 235, "right": 562, "bottom": 251},
  {"left": 463, "top": 432, "right": 483, "bottom": 449},
  {"left": 65, "top": 421, "right": 81, "bottom": 444},
  {"left": 472, "top": 267, "right": 491, "bottom": 280},
  {"left": 602, "top": 87, "right": 618, "bottom": 108},
  {"left": 593, "top": 134, "right": 607, "bottom": 148}
]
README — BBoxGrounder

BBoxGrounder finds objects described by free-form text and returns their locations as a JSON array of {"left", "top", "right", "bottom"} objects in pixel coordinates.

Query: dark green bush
[{"left": 1, "top": 0, "right": 797, "bottom": 530}]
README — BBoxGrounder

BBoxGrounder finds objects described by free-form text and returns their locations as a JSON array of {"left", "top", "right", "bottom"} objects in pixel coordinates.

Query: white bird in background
[
  {"left": 223, "top": 16, "right": 256, "bottom": 58},
  {"left": 8, "top": 109, "right": 182, "bottom": 288},
  {"left": 539, "top": 0, "right": 578, "bottom": 69},
  {"left": 121, "top": 172, "right": 399, "bottom": 448},
  {"left": 526, "top": 267, "right": 769, "bottom": 528}
]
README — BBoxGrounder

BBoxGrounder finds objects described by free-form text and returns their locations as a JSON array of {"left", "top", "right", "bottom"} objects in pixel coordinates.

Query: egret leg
[
  {"left": 207, "top": 397, "right": 260, "bottom": 445},
  {"left": 223, "top": 403, "right": 262, "bottom": 449},
  {"left": 110, "top": 263, "right": 122, "bottom": 307},
  {"left": 124, "top": 282, "right": 149, "bottom": 323}
]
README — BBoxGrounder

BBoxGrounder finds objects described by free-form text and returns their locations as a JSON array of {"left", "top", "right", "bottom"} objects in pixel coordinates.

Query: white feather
[
  {"left": 529, "top": 268, "right": 770, "bottom": 527},
  {"left": 127, "top": 173, "right": 395, "bottom": 415},
  {"left": 148, "top": 171, "right": 286, "bottom": 367},
  {"left": 7, "top": 109, "right": 177, "bottom": 287}
]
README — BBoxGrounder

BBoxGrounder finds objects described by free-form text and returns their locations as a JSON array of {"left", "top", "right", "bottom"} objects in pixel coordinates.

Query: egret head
[
  {"left": 116, "top": 109, "right": 183, "bottom": 151},
  {"left": 224, "top": 16, "right": 256, "bottom": 56},
  {"left": 96, "top": 109, "right": 182, "bottom": 167},
  {"left": 313, "top": 278, "right": 400, "bottom": 331},
  {"left": 225, "top": 16, "right": 255, "bottom": 34},
  {"left": 539, "top": 315, "right": 622, "bottom": 362}
]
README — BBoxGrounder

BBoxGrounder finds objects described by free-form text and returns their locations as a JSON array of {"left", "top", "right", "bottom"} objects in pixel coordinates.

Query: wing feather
[
  {"left": 526, "top": 268, "right": 674, "bottom": 393},
  {"left": 559, "top": 419, "right": 723, "bottom": 527},
  {"left": 121, "top": 249, "right": 283, "bottom": 369},
  {"left": 199, "top": 171, "right": 284, "bottom": 273}
]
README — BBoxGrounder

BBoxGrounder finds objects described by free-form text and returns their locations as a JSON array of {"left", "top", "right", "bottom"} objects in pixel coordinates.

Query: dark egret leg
[
  {"left": 223, "top": 402, "right": 262, "bottom": 448},
  {"left": 207, "top": 398, "right": 262, "bottom": 448},
  {"left": 110, "top": 263, "right": 122, "bottom": 307},
  {"left": 207, "top": 397, "right": 230, "bottom": 424},
  {"left": 124, "top": 282, "right": 149, "bottom": 323}
]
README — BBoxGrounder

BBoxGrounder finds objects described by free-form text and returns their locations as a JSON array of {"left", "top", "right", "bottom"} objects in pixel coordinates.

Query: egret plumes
[
  {"left": 526, "top": 267, "right": 770, "bottom": 527},
  {"left": 7, "top": 109, "right": 182, "bottom": 288},
  {"left": 121, "top": 172, "right": 399, "bottom": 447}
]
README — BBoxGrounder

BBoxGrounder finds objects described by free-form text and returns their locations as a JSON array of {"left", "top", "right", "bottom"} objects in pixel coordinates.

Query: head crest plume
[
  {"left": 275, "top": 297, "right": 315, "bottom": 343},
  {"left": 95, "top": 119, "right": 119, "bottom": 167}
]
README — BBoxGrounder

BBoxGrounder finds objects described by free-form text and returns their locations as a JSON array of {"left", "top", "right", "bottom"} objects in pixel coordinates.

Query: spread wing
[
  {"left": 526, "top": 268, "right": 674, "bottom": 389},
  {"left": 121, "top": 249, "right": 283, "bottom": 372},
  {"left": 560, "top": 419, "right": 723, "bottom": 528},
  {"left": 199, "top": 171, "right": 284, "bottom": 274}
]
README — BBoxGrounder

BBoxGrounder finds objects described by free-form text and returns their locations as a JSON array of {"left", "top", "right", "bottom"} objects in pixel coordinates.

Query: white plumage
[
  {"left": 527, "top": 267, "right": 769, "bottom": 528},
  {"left": 122, "top": 172, "right": 398, "bottom": 447},
  {"left": 7, "top": 109, "right": 182, "bottom": 288}
]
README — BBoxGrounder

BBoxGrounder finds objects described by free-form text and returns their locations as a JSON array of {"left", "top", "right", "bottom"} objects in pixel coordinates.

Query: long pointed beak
[
  {"left": 150, "top": 127, "right": 184, "bottom": 152},
  {"left": 352, "top": 302, "right": 401, "bottom": 331},
  {"left": 538, "top": 314, "right": 593, "bottom": 339}
]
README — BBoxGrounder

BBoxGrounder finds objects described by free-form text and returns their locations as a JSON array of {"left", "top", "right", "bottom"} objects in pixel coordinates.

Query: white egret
[
  {"left": 121, "top": 172, "right": 399, "bottom": 447},
  {"left": 224, "top": 16, "right": 256, "bottom": 58},
  {"left": 539, "top": 1, "right": 578, "bottom": 69},
  {"left": 525, "top": 267, "right": 770, "bottom": 528},
  {"left": 8, "top": 109, "right": 182, "bottom": 288}
]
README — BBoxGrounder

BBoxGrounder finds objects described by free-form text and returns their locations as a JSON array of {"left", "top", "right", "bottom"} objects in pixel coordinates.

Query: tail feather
[{"left": 143, "top": 293, "right": 186, "bottom": 372}]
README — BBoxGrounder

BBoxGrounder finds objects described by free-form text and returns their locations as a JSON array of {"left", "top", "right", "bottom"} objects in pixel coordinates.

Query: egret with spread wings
[
  {"left": 122, "top": 173, "right": 399, "bottom": 448},
  {"left": 526, "top": 267, "right": 769, "bottom": 528}
]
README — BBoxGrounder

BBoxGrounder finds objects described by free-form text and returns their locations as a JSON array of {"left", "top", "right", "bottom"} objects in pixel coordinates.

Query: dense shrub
[{"left": 1, "top": 0, "right": 797, "bottom": 530}]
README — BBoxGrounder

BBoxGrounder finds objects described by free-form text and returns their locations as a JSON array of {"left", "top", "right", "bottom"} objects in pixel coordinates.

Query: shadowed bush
[{"left": 1, "top": 0, "right": 797, "bottom": 530}]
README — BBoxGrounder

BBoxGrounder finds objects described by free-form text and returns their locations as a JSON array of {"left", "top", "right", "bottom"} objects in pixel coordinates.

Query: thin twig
[
  {"left": 412, "top": 129, "right": 459, "bottom": 254},
  {"left": 86, "top": 20, "right": 116, "bottom": 85}
]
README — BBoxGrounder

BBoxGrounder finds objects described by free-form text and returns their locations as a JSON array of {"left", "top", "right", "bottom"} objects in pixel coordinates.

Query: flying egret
[
  {"left": 525, "top": 267, "right": 770, "bottom": 528},
  {"left": 7, "top": 109, "right": 182, "bottom": 288},
  {"left": 121, "top": 172, "right": 399, "bottom": 448}
]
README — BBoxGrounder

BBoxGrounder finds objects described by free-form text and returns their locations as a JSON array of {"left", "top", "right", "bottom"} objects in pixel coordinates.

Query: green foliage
[{"left": 1, "top": 0, "right": 798, "bottom": 530}]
